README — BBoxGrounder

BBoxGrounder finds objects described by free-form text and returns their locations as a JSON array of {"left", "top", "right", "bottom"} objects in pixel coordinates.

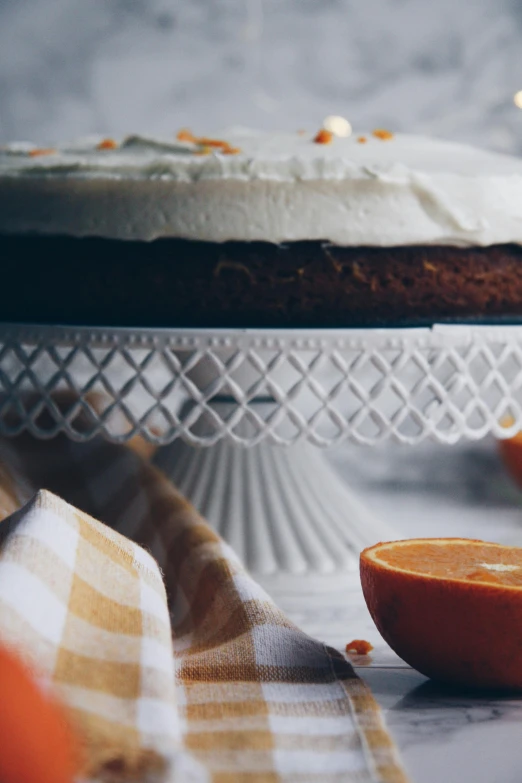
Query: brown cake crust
[{"left": 1, "top": 235, "right": 522, "bottom": 327}]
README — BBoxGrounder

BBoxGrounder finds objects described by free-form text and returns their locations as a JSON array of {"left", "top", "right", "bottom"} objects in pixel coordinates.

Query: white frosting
[{"left": 1, "top": 131, "right": 522, "bottom": 246}]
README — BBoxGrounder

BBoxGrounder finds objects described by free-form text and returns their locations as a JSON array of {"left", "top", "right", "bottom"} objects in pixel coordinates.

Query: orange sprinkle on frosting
[
  {"left": 197, "top": 138, "right": 242, "bottom": 155},
  {"left": 97, "top": 138, "right": 118, "bottom": 150},
  {"left": 176, "top": 128, "right": 196, "bottom": 143},
  {"left": 28, "top": 148, "right": 56, "bottom": 157},
  {"left": 313, "top": 128, "right": 334, "bottom": 145},
  {"left": 357, "top": 136, "right": 368, "bottom": 144},
  {"left": 176, "top": 129, "right": 241, "bottom": 155},
  {"left": 345, "top": 639, "right": 374, "bottom": 655},
  {"left": 196, "top": 137, "right": 230, "bottom": 149},
  {"left": 372, "top": 128, "right": 394, "bottom": 141}
]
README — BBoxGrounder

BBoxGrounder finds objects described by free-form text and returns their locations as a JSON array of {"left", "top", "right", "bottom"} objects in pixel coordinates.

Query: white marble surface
[
  {"left": 1, "top": 0, "right": 522, "bottom": 154},
  {"left": 280, "top": 438, "right": 522, "bottom": 783},
  {"left": 358, "top": 667, "right": 522, "bottom": 783}
]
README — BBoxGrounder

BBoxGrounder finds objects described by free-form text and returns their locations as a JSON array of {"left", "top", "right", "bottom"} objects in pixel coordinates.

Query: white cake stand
[{"left": 1, "top": 322, "right": 521, "bottom": 594}]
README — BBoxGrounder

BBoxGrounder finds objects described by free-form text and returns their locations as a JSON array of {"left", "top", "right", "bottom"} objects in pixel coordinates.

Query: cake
[{"left": 1, "top": 128, "right": 522, "bottom": 328}]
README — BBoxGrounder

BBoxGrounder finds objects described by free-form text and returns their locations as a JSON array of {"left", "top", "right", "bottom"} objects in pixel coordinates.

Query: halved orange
[{"left": 361, "top": 538, "right": 522, "bottom": 690}]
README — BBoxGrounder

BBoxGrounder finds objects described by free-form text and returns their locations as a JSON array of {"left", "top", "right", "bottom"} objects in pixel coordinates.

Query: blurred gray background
[{"left": 0, "top": 0, "right": 521, "bottom": 153}]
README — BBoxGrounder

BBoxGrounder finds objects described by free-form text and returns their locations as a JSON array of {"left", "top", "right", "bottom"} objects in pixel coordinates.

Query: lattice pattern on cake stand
[
  {"left": 0, "top": 323, "right": 521, "bottom": 446},
  {"left": 1, "top": 322, "right": 520, "bottom": 593}
]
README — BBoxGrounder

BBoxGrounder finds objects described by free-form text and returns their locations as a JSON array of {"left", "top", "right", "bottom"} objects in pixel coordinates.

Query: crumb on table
[{"left": 345, "top": 639, "right": 374, "bottom": 655}]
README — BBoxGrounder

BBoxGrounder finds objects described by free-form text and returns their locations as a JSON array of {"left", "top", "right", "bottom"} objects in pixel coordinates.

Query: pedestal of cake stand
[
  {"left": 7, "top": 322, "right": 522, "bottom": 596},
  {"left": 155, "top": 400, "right": 396, "bottom": 596}
]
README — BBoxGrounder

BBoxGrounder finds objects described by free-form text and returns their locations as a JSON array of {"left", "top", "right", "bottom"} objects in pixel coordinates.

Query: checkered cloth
[{"left": 0, "top": 434, "right": 408, "bottom": 783}]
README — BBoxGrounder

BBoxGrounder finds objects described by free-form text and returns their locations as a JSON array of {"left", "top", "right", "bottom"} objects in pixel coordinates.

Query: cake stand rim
[
  {"left": 1, "top": 320, "right": 522, "bottom": 447},
  {"left": 2, "top": 320, "right": 522, "bottom": 347}
]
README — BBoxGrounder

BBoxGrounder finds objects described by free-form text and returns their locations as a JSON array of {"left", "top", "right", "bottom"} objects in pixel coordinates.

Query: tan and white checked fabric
[{"left": 0, "top": 434, "right": 409, "bottom": 783}]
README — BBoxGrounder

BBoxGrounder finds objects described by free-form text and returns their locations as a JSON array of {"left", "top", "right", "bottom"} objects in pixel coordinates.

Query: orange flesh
[{"left": 372, "top": 540, "right": 522, "bottom": 588}]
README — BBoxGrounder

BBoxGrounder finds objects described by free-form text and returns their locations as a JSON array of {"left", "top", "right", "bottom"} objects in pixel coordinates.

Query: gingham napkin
[{"left": 0, "top": 434, "right": 408, "bottom": 783}]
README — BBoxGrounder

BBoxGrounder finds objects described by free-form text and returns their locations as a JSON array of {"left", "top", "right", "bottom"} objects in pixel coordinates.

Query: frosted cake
[{"left": 0, "top": 128, "right": 522, "bottom": 326}]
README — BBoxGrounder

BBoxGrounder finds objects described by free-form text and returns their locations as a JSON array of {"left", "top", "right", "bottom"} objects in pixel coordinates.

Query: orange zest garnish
[
  {"left": 372, "top": 128, "right": 394, "bottom": 141},
  {"left": 96, "top": 138, "right": 118, "bottom": 150},
  {"left": 346, "top": 639, "right": 373, "bottom": 655},
  {"left": 196, "top": 138, "right": 241, "bottom": 155},
  {"left": 357, "top": 136, "right": 368, "bottom": 144},
  {"left": 176, "top": 129, "right": 241, "bottom": 155},
  {"left": 313, "top": 129, "right": 334, "bottom": 144},
  {"left": 176, "top": 128, "right": 196, "bottom": 143},
  {"left": 28, "top": 148, "right": 56, "bottom": 157},
  {"left": 196, "top": 138, "right": 229, "bottom": 149}
]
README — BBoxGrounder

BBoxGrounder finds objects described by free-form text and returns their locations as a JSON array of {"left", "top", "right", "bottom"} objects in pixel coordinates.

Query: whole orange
[
  {"left": 497, "top": 425, "right": 522, "bottom": 488},
  {"left": 361, "top": 538, "right": 522, "bottom": 690},
  {"left": 0, "top": 644, "right": 80, "bottom": 783}
]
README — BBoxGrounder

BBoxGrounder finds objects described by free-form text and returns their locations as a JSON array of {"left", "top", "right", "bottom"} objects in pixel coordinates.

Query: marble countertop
[
  {"left": 281, "top": 437, "right": 522, "bottom": 783},
  {"left": 1, "top": 0, "right": 522, "bottom": 156}
]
